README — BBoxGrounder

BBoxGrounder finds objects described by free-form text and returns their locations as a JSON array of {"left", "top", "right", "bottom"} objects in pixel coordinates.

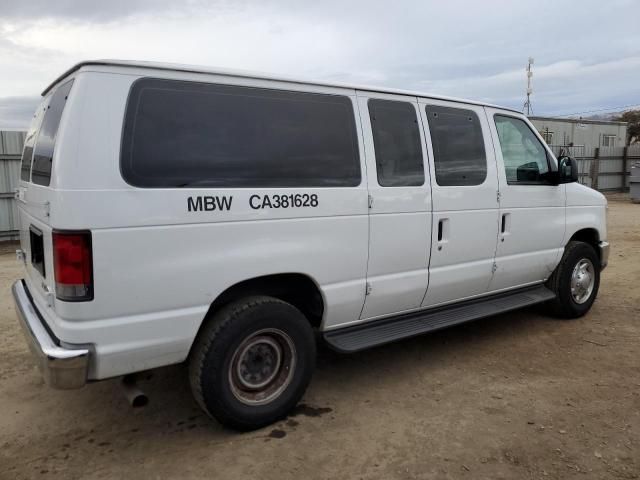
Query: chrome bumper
[
  {"left": 599, "top": 241, "right": 610, "bottom": 271},
  {"left": 12, "top": 280, "right": 89, "bottom": 389}
]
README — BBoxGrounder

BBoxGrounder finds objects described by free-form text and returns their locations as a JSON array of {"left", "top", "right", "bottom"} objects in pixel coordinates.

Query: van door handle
[
  {"left": 437, "top": 218, "right": 449, "bottom": 250},
  {"left": 501, "top": 213, "right": 510, "bottom": 240}
]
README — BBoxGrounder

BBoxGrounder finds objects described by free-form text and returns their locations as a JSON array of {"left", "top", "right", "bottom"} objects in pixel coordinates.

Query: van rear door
[{"left": 17, "top": 80, "right": 74, "bottom": 308}]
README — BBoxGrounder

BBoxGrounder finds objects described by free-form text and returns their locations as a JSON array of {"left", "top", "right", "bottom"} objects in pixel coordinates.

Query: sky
[{"left": 0, "top": 0, "right": 639, "bottom": 129}]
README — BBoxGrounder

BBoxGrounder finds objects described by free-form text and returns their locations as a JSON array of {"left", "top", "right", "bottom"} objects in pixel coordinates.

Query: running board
[{"left": 324, "top": 285, "right": 555, "bottom": 353}]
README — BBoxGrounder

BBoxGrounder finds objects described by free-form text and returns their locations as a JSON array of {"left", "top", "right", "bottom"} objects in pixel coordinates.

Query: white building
[{"left": 529, "top": 116, "right": 628, "bottom": 149}]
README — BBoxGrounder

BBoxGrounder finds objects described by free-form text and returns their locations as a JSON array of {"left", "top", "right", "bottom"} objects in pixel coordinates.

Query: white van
[{"left": 13, "top": 60, "right": 609, "bottom": 430}]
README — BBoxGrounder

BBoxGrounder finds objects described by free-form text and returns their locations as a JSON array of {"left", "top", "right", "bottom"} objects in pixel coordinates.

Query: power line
[{"left": 553, "top": 103, "right": 640, "bottom": 118}]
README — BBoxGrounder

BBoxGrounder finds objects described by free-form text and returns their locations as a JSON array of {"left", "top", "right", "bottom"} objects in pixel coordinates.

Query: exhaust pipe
[{"left": 122, "top": 374, "right": 148, "bottom": 408}]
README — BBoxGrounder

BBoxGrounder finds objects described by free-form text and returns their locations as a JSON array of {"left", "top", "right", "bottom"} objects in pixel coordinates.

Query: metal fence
[
  {"left": 549, "top": 144, "right": 640, "bottom": 191},
  {"left": 0, "top": 131, "right": 25, "bottom": 241}
]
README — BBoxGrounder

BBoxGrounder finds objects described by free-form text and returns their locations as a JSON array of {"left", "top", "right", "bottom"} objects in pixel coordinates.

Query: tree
[{"left": 614, "top": 110, "right": 640, "bottom": 144}]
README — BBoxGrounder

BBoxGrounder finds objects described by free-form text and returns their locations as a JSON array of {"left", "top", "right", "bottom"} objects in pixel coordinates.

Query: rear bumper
[
  {"left": 12, "top": 280, "right": 89, "bottom": 389},
  {"left": 599, "top": 241, "right": 610, "bottom": 270}
]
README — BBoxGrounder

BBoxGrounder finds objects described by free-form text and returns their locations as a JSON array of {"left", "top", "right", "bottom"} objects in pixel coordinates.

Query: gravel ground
[{"left": 0, "top": 193, "right": 638, "bottom": 480}]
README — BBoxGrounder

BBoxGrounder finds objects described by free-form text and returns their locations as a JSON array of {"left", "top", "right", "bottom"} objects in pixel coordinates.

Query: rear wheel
[
  {"left": 546, "top": 241, "right": 600, "bottom": 318},
  {"left": 189, "top": 296, "right": 316, "bottom": 431}
]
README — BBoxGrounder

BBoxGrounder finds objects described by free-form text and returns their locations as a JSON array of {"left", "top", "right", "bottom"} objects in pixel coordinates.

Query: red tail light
[{"left": 52, "top": 231, "right": 93, "bottom": 301}]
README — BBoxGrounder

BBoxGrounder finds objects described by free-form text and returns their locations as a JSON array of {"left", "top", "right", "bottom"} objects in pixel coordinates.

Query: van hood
[{"left": 566, "top": 182, "right": 607, "bottom": 207}]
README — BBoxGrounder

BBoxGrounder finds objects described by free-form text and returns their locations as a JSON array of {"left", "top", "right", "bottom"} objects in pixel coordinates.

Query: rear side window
[
  {"left": 31, "top": 80, "right": 74, "bottom": 186},
  {"left": 20, "top": 98, "right": 49, "bottom": 181},
  {"left": 368, "top": 99, "right": 424, "bottom": 187},
  {"left": 121, "top": 78, "right": 361, "bottom": 188},
  {"left": 425, "top": 105, "right": 487, "bottom": 186}
]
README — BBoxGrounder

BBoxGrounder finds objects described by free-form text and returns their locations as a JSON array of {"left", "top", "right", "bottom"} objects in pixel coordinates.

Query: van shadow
[
  {"left": 11, "top": 306, "right": 553, "bottom": 459},
  {"left": 315, "top": 305, "right": 551, "bottom": 375},
  {"left": 134, "top": 306, "right": 551, "bottom": 429}
]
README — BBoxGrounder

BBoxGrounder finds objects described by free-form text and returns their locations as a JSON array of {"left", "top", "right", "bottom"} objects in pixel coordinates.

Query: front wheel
[
  {"left": 189, "top": 296, "right": 316, "bottom": 431},
  {"left": 546, "top": 241, "right": 601, "bottom": 318}
]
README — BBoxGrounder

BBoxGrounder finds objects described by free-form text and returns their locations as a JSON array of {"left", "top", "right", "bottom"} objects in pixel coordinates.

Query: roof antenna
[{"left": 523, "top": 57, "right": 534, "bottom": 116}]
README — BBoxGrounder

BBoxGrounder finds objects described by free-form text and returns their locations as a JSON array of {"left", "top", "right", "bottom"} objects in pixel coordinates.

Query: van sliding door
[{"left": 357, "top": 91, "right": 432, "bottom": 320}]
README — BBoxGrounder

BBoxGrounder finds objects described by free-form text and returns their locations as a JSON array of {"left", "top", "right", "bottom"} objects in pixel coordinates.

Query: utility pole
[{"left": 523, "top": 57, "right": 534, "bottom": 116}]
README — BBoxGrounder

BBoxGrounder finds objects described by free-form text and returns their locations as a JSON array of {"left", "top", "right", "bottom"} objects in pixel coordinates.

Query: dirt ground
[{"left": 0, "top": 193, "right": 638, "bottom": 480}]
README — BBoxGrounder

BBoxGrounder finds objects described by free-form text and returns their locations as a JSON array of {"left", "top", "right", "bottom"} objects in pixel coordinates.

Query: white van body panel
[
  {"left": 20, "top": 68, "right": 371, "bottom": 378},
  {"left": 564, "top": 182, "right": 608, "bottom": 242},
  {"left": 15, "top": 61, "right": 609, "bottom": 381}
]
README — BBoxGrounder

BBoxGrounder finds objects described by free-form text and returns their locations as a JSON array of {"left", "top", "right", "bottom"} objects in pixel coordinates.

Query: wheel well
[
  {"left": 568, "top": 228, "right": 600, "bottom": 259},
  {"left": 204, "top": 273, "right": 324, "bottom": 329}
]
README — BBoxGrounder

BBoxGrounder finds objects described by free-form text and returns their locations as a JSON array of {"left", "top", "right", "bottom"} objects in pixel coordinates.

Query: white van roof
[{"left": 43, "top": 59, "right": 521, "bottom": 113}]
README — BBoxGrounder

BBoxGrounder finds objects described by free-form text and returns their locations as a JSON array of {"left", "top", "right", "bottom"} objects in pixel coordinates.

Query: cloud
[
  {"left": 417, "top": 56, "right": 640, "bottom": 114},
  {"left": 0, "top": 0, "right": 184, "bottom": 22},
  {"left": 0, "top": 0, "right": 638, "bottom": 129},
  {"left": 0, "top": 96, "right": 40, "bottom": 129}
]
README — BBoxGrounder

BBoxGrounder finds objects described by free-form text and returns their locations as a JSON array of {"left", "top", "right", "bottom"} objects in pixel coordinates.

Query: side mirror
[{"left": 558, "top": 156, "right": 579, "bottom": 183}]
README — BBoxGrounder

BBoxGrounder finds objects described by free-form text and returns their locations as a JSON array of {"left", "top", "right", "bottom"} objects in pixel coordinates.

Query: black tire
[
  {"left": 189, "top": 296, "right": 316, "bottom": 431},
  {"left": 545, "top": 241, "right": 600, "bottom": 319}
]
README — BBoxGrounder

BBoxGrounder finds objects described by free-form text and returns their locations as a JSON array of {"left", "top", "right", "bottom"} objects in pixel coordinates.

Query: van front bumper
[
  {"left": 599, "top": 241, "right": 610, "bottom": 270},
  {"left": 12, "top": 280, "right": 89, "bottom": 389}
]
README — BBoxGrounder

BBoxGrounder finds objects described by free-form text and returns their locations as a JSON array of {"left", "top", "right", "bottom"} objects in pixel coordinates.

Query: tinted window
[
  {"left": 368, "top": 99, "right": 424, "bottom": 187},
  {"left": 494, "top": 115, "right": 550, "bottom": 184},
  {"left": 121, "top": 78, "right": 361, "bottom": 188},
  {"left": 31, "top": 80, "right": 74, "bottom": 186},
  {"left": 20, "top": 98, "right": 50, "bottom": 181},
  {"left": 425, "top": 105, "right": 487, "bottom": 186}
]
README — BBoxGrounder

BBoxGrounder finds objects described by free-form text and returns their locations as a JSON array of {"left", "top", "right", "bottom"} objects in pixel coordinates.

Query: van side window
[
  {"left": 368, "top": 99, "right": 424, "bottom": 187},
  {"left": 121, "top": 78, "right": 361, "bottom": 188},
  {"left": 494, "top": 115, "right": 551, "bottom": 185},
  {"left": 425, "top": 105, "right": 487, "bottom": 186},
  {"left": 31, "top": 80, "right": 74, "bottom": 186}
]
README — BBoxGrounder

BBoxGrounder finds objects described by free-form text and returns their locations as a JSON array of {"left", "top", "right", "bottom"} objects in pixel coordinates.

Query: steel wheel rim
[
  {"left": 570, "top": 258, "right": 595, "bottom": 304},
  {"left": 229, "top": 328, "right": 296, "bottom": 406}
]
